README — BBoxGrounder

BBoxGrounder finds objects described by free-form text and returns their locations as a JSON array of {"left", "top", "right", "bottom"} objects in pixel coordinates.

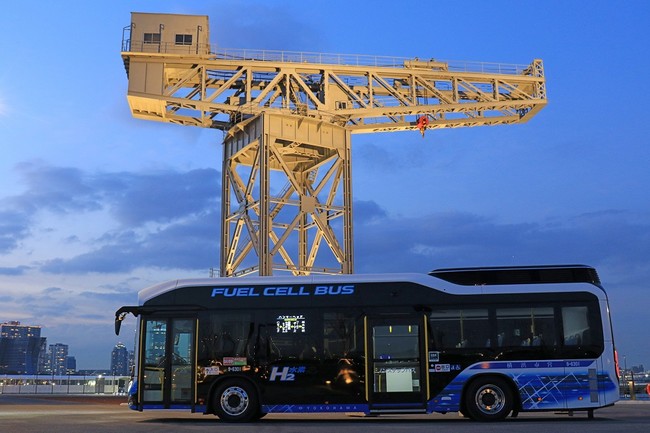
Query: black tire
[
  {"left": 464, "top": 376, "right": 513, "bottom": 421},
  {"left": 212, "top": 379, "right": 259, "bottom": 422}
]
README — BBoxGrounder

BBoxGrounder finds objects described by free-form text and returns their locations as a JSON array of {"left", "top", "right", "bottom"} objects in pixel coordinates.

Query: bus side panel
[
  {"left": 427, "top": 359, "right": 619, "bottom": 414},
  {"left": 428, "top": 361, "right": 570, "bottom": 413},
  {"left": 563, "top": 359, "right": 603, "bottom": 409},
  {"left": 599, "top": 341, "right": 620, "bottom": 406},
  {"left": 599, "top": 298, "right": 620, "bottom": 406}
]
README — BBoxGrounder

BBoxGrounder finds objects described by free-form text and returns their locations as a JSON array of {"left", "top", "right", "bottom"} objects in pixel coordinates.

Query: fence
[
  {"left": 620, "top": 378, "right": 650, "bottom": 401},
  {"left": 0, "top": 374, "right": 130, "bottom": 395}
]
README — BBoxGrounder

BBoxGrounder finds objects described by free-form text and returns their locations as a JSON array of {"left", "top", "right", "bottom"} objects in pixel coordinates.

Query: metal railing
[
  {"left": 122, "top": 39, "right": 533, "bottom": 76},
  {"left": 214, "top": 48, "right": 531, "bottom": 75}
]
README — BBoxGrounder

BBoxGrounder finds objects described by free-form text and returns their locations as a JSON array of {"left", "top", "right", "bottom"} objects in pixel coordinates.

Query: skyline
[
  {"left": 0, "top": 319, "right": 130, "bottom": 373},
  {"left": 0, "top": 1, "right": 649, "bottom": 369}
]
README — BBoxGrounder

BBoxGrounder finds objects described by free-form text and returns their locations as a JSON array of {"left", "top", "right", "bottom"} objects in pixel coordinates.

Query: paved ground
[{"left": 0, "top": 395, "right": 648, "bottom": 433}]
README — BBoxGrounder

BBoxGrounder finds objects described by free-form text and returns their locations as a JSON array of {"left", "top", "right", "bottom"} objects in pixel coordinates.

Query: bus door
[
  {"left": 365, "top": 315, "right": 429, "bottom": 412},
  {"left": 140, "top": 317, "right": 196, "bottom": 408}
]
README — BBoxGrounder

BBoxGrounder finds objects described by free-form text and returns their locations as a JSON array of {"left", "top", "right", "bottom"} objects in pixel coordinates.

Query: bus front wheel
[
  {"left": 464, "top": 376, "right": 513, "bottom": 421},
  {"left": 213, "top": 379, "right": 259, "bottom": 422}
]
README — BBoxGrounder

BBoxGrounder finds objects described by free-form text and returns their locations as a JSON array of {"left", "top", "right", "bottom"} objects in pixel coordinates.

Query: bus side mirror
[
  {"left": 115, "top": 315, "right": 123, "bottom": 335},
  {"left": 115, "top": 310, "right": 131, "bottom": 335},
  {"left": 114, "top": 307, "right": 139, "bottom": 335}
]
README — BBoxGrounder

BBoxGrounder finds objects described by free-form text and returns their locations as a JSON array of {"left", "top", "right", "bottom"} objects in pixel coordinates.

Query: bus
[{"left": 114, "top": 264, "right": 619, "bottom": 422}]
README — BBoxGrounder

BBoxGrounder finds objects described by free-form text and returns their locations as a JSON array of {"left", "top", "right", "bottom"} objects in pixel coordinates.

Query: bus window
[
  {"left": 496, "top": 307, "right": 555, "bottom": 348},
  {"left": 429, "top": 309, "right": 489, "bottom": 349},
  {"left": 373, "top": 325, "right": 419, "bottom": 359},
  {"left": 560, "top": 304, "right": 603, "bottom": 358},
  {"left": 144, "top": 320, "right": 167, "bottom": 367},
  {"left": 562, "top": 306, "right": 590, "bottom": 346},
  {"left": 323, "top": 312, "right": 360, "bottom": 359},
  {"left": 198, "top": 312, "right": 252, "bottom": 364},
  {"left": 142, "top": 319, "right": 167, "bottom": 402}
]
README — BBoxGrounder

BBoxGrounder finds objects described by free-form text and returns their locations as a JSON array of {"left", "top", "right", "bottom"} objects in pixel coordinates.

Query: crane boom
[{"left": 123, "top": 48, "right": 546, "bottom": 134}]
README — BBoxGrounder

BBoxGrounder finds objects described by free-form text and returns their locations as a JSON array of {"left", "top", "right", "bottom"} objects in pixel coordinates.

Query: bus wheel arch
[
  {"left": 210, "top": 377, "right": 261, "bottom": 422},
  {"left": 461, "top": 374, "right": 518, "bottom": 421}
]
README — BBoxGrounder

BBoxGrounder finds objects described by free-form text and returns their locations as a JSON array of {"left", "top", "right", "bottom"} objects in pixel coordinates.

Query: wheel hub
[
  {"left": 476, "top": 385, "right": 505, "bottom": 414},
  {"left": 221, "top": 386, "right": 249, "bottom": 416}
]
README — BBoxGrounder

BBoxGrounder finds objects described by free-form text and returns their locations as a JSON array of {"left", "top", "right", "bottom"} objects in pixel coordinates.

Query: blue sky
[{"left": 0, "top": 1, "right": 648, "bottom": 370}]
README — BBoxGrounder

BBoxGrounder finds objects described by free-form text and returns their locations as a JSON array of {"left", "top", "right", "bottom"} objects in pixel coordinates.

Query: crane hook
[{"left": 417, "top": 116, "right": 429, "bottom": 137}]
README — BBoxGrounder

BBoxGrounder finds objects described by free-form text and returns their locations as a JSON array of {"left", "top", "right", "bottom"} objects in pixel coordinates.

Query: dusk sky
[{"left": 1, "top": 1, "right": 649, "bottom": 370}]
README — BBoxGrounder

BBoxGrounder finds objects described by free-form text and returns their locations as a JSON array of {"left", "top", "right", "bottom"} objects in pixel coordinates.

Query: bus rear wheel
[
  {"left": 464, "top": 376, "right": 513, "bottom": 421},
  {"left": 213, "top": 379, "right": 259, "bottom": 422}
]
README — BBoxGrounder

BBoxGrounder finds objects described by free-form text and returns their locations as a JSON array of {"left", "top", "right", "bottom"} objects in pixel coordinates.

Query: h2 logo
[{"left": 269, "top": 366, "right": 295, "bottom": 381}]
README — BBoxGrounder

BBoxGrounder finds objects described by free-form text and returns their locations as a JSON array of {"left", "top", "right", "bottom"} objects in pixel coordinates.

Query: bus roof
[
  {"left": 134, "top": 265, "right": 603, "bottom": 306},
  {"left": 429, "top": 264, "right": 600, "bottom": 286}
]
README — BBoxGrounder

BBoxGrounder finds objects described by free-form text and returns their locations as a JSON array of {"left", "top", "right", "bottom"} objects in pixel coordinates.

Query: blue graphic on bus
[{"left": 428, "top": 360, "right": 618, "bottom": 413}]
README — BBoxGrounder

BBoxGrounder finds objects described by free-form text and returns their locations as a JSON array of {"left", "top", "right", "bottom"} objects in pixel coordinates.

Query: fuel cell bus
[{"left": 114, "top": 265, "right": 619, "bottom": 422}]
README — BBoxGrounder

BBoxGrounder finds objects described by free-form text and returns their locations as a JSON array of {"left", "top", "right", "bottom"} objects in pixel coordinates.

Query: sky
[{"left": 0, "top": 0, "right": 649, "bottom": 370}]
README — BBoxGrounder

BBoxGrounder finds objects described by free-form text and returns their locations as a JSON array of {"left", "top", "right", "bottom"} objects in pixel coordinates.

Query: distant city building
[
  {"left": 0, "top": 322, "right": 83, "bottom": 375},
  {"left": 128, "top": 349, "right": 135, "bottom": 374},
  {"left": 629, "top": 364, "right": 645, "bottom": 374},
  {"left": 65, "top": 355, "right": 76, "bottom": 374},
  {"left": 49, "top": 343, "right": 69, "bottom": 375},
  {"left": 110, "top": 342, "right": 129, "bottom": 376},
  {"left": 38, "top": 338, "right": 50, "bottom": 373},
  {"left": 0, "top": 321, "right": 45, "bottom": 374}
]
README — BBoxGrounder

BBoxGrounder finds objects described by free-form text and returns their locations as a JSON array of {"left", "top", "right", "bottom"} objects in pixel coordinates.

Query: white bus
[{"left": 115, "top": 264, "right": 619, "bottom": 422}]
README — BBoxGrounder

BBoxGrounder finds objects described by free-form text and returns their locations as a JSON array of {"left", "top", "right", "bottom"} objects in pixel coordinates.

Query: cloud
[
  {"left": 354, "top": 199, "right": 387, "bottom": 223},
  {"left": 20, "top": 287, "right": 77, "bottom": 319},
  {"left": 0, "top": 211, "right": 31, "bottom": 253},
  {"left": 9, "top": 162, "right": 220, "bottom": 225},
  {"left": 102, "top": 168, "right": 219, "bottom": 226},
  {"left": 5, "top": 162, "right": 650, "bottom": 309},
  {"left": 40, "top": 208, "right": 220, "bottom": 274},
  {"left": 43, "top": 286, "right": 63, "bottom": 295},
  {"left": 1, "top": 163, "right": 220, "bottom": 265},
  {"left": 10, "top": 163, "right": 103, "bottom": 214},
  {"left": 353, "top": 201, "right": 650, "bottom": 290},
  {"left": 79, "top": 285, "right": 140, "bottom": 307}
]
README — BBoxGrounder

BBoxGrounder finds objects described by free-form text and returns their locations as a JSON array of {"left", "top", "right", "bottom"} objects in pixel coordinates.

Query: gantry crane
[{"left": 121, "top": 12, "right": 546, "bottom": 277}]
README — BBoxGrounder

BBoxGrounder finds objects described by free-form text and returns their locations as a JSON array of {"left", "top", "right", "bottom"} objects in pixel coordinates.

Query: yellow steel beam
[{"left": 123, "top": 49, "right": 546, "bottom": 135}]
